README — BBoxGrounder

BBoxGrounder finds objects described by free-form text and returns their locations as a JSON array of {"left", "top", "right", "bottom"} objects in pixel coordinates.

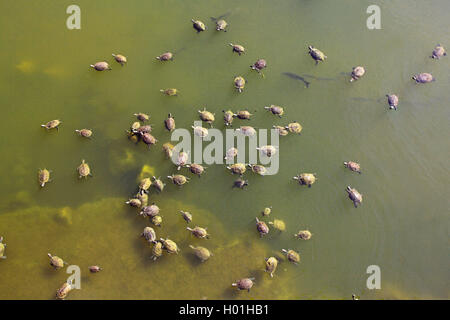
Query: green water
[{"left": 0, "top": 0, "right": 449, "bottom": 299}]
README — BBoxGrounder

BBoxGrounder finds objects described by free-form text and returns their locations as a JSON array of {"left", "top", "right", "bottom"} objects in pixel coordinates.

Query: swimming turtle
[
  {"left": 294, "top": 230, "right": 312, "bottom": 240},
  {"left": 191, "top": 19, "right": 206, "bottom": 32},
  {"left": 293, "top": 173, "right": 317, "bottom": 187},
  {"left": 186, "top": 163, "right": 206, "bottom": 177},
  {"left": 141, "top": 133, "right": 158, "bottom": 148},
  {"left": 77, "top": 160, "right": 92, "bottom": 179},
  {"left": 268, "top": 219, "right": 286, "bottom": 232},
  {"left": 233, "top": 178, "right": 248, "bottom": 189},
  {"left": 175, "top": 151, "right": 189, "bottom": 170},
  {"left": 167, "top": 174, "right": 189, "bottom": 186},
  {"left": 235, "top": 110, "right": 253, "bottom": 120},
  {"left": 229, "top": 43, "right": 245, "bottom": 55},
  {"left": 224, "top": 147, "right": 238, "bottom": 160},
  {"left": 262, "top": 206, "right": 272, "bottom": 216},
  {"left": 192, "top": 126, "right": 209, "bottom": 138},
  {"left": 198, "top": 109, "right": 215, "bottom": 126},
  {"left": 187, "top": 226, "right": 210, "bottom": 239},
  {"left": 249, "top": 164, "right": 267, "bottom": 176},
  {"left": 164, "top": 113, "right": 176, "bottom": 132},
  {"left": 38, "top": 169, "right": 51, "bottom": 187},
  {"left": 282, "top": 249, "right": 300, "bottom": 264},
  {"left": 232, "top": 278, "right": 255, "bottom": 292},
  {"left": 255, "top": 217, "right": 269, "bottom": 237},
  {"left": 134, "top": 113, "right": 149, "bottom": 122},
  {"left": 308, "top": 45, "right": 327, "bottom": 64},
  {"left": 41, "top": 120, "right": 61, "bottom": 130},
  {"left": 264, "top": 105, "right": 284, "bottom": 117},
  {"left": 234, "top": 76, "right": 246, "bottom": 93},
  {"left": 75, "top": 129, "right": 92, "bottom": 138},
  {"left": 162, "top": 143, "right": 174, "bottom": 158},
  {"left": 386, "top": 94, "right": 399, "bottom": 110},
  {"left": 136, "top": 193, "right": 149, "bottom": 207},
  {"left": 90, "top": 61, "right": 111, "bottom": 71},
  {"left": 160, "top": 88, "right": 178, "bottom": 96},
  {"left": 236, "top": 126, "right": 256, "bottom": 136},
  {"left": 160, "top": 238, "right": 180, "bottom": 254},
  {"left": 125, "top": 198, "right": 142, "bottom": 208},
  {"left": 156, "top": 52, "right": 174, "bottom": 61},
  {"left": 265, "top": 257, "right": 278, "bottom": 277},
  {"left": 0, "top": 237, "right": 6, "bottom": 259},
  {"left": 346, "top": 186, "right": 363, "bottom": 208},
  {"left": 350, "top": 66, "right": 365, "bottom": 82},
  {"left": 273, "top": 125, "right": 289, "bottom": 136},
  {"left": 139, "top": 178, "right": 152, "bottom": 194},
  {"left": 215, "top": 19, "right": 228, "bottom": 31},
  {"left": 48, "top": 253, "right": 66, "bottom": 270},
  {"left": 431, "top": 44, "right": 446, "bottom": 59},
  {"left": 250, "top": 59, "right": 267, "bottom": 76},
  {"left": 140, "top": 203, "right": 160, "bottom": 218},
  {"left": 56, "top": 282, "right": 73, "bottom": 300},
  {"left": 112, "top": 53, "right": 127, "bottom": 65},
  {"left": 223, "top": 110, "right": 235, "bottom": 126},
  {"left": 151, "top": 241, "right": 163, "bottom": 260},
  {"left": 412, "top": 73, "right": 435, "bottom": 83},
  {"left": 256, "top": 145, "right": 277, "bottom": 157},
  {"left": 88, "top": 266, "right": 102, "bottom": 273},
  {"left": 180, "top": 210, "right": 193, "bottom": 223},
  {"left": 344, "top": 161, "right": 361, "bottom": 174},
  {"left": 151, "top": 215, "right": 163, "bottom": 227},
  {"left": 189, "top": 245, "right": 212, "bottom": 262},
  {"left": 141, "top": 227, "right": 157, "bottom": 243},
  {"left": 227, "top": 163, "right": 246, "bottom": 176},
  {"left": 286, "top": 122, "right": 302, "bottom": 134},
  {"left": 133, "top": 124, "right": 152, "bottom": 135},
  {"left": 152, "top": 176, "right": 165, "bottom": 193}
]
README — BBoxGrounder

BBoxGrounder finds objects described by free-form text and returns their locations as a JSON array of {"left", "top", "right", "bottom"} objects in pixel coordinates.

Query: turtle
[
  {"left": 41, "top": 119, "right": 61, "bottom": 130},
  {"left": 155, "top": 52, "right": 174, "bottom": 61},
  {"left": 198, "top": 109, "right": 215, "bottom": 126},
  {"left": 293, "top": 173, "right": 317, "bottom": 187},
  {"left": 75, "top": 128, "right": 92, "bottom": 138},
  {"left": 151, "top": 215, "right": 163, "bottom": 227},
  {"left": 180, "top": 210, "right": 193, "bottom": 223},
  {"left": 256, "top": 145, "right": 277, "bottom": 157},
  {"left": 134, "top": 125, "right": 152, "bottom": 135},
  {"left": 192, "top": 126, "right": 209, "bottom": 138},
  {"left": 151, "top": 241, "right": 163, "bottom": 260},
  {"left": 164, "top": 113, "right": 176, "bottom": 132},
  {"left": 215, "top": 19, "right": 228, "bottom": 31},
  {"left": 352, "top": 294, "right": 359, "bottom": 300},
  {"left": 38, "top": 168, "right": 51, "bottom": 187},
  {"left": 350, "top": 66, "right": 365, "bottom": 82},
  {"left": 273, "top": 125, "right": 289, "bottom": 136},
  {"left": 262, "top": 206, "right": 272, "bottom": 216},
  {"left": 232, "top": 278, "right": 255, "bottom": 292},
  {"left": 250, "top": 59, "right": 267, "bottom": 76},
  {"left": 160, "top": 238, "right": 180, "bottom": 254},
  {"left": 134, "top": 113, "right": 150, "bottom": 122},
  {"left": 56, "top": 282, "right": 73, "bottom": 300},
  {"left": 235, "top": 110, "right": 253, "bottom": 120},
  {"left": 141, "top": 227, "right": 157, "bottom": 243},
  {"left": 386, "top": 94, "right": 399, "bottom": 110},
  {"left": 229, "top": 43, "right": 245, "bottom": 55},
  {"left": 140, "top": 203, "right": 160, "bottom": 218},
  {"left": 112, "top": 53, "right": 127, "bottom": 65},
  {"left": 344, "top": 161, "right": 361, "bottom": 174},
  {"left": 308, "top": 45, "right": 327, "bottom": 64},
  {"left": 189, "top": 245, "right": 212, "bottom": 262},
  {"left": 152, "top": 176, "right": 165, "bottom": 193},
  {"left": 224, "top": 147, "right": 238, "bottom": 161},
  {"left": 234, "top": 76, "right": 246, "bottom": 93},
  {"left": 160, "top": 88, "right": 178, "bottom": 96},
  {"left": 141, "top": 133, "right": 158, "bottom": 148},
  {"left": 186, "top": 163, "right": 206, "bottom": 177},
  {"left": 286, "top": 122, "right": 302, "bottom": 134},
  {"left": 294, "top": 230, "right": 312, "bottom": 240},
  {"left": 191, "top": 19, "right": 206, "bottom": 32},
  {"left": 136, "top": 192, "right": 149, "bottom": 207},
  {"left": 249, "top": 164, "right": 267, "bottom": 176},
  {"left": 223, "top": 110, "right": 235, "bottom": 126},
  {"left": 168, "top": 174, "right": 189, "bottom": 186},
  {"left": 346, "top": 186, "right": 363, "bottom": 208},
  {"left": 227, "top": 163, "right": 246, "bottom": 176},
  {"left": 77, "top": 160, "right": 92, "bottom": 179},
  {"left": 90, "top": 61, "right": 111, "bottom": 71},
  {"left": 255, "top": 217, "right": 269, "bottom": 237},
  {"left": 233, "top": 178, "right": 248, "bottom": 189},
  {"left": 431, "top": 44, "right": 446, "bottom": 59},
  {"left": 130, "top": 121, "right": 141, "bottom": 131},
  {"left": 88, "top": 266, "right": 102, "bottom": 273},
  {"left": 412, "top": 73, "right": 435, "bottom": 83},
  {"left": 187, "top": 226, "right": 210, "bottom": 239},
  {"left": 162, "top": 143, "right": 174, "bottom": 159},
  {"left": 125, "top": 198, "right": 142, "bottom": 208},
  {"left": 175, "top": 151, "right": 189, "bottom": 170},
  {"left": 0, "top": 237, "right": 6, "bottom": 260},
  {"left": 268, "top": 219, "right": 286, "bottom": 232},
  {"left": 282, "top": 249, "right": 300, "bottom": 264},
  {"left": 236, "top": 126, "right": 256, "bottom": 136},
  {"left": 264, "top": 105, "right": 284, "bottom": 117},
  {"left": 48, "top": 253, "right": 66, "bottom": 270},
  {"left": 265, "top": 257, "right": 278, "bottom": 277},
  {"left": 127, "top": 130, "right": 139, "bottom": 143},
  {"left": 138, "top": 178, "right": 152, "bottom": 194}
]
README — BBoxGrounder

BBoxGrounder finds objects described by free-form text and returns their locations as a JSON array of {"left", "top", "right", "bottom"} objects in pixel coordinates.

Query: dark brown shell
[{"left": 164, "top": 113, "right": 176, "bottom": 131}]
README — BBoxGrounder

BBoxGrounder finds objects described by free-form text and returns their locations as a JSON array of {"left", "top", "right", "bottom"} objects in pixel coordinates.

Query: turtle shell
[
  {"left": 256, "top": 218, "right": 269, "bottom": 235},
  {"left": 228, "top": 163, "right": 246, "bottom": 175},
  {"left": 251, "top": 59, "right": 267, "bottom": 71},
  {"left": 77, "top": 160, "right": 91, "bottom": 178},
  {"left": 223, "top": 110, "right": 234, "bottom": 126},
  {"left": 164, "top": 114, "right": 176, "bottom": 132},
  {"left": 151, "top": 241, "right": 163, "bottom": 260},
  {"left": 431, "top": 45, "right": 446, "bottom": 59},
  {"left": 234, "top": 76, "right": 246, "bottom": 91},
  {"left": 286, "top": 122, "right": 302, "bottom": 134},
  {"left": 140, "top": 204, "right": 160, "bottom": 218},
  {"left": 192, "top": 20, "right": 206, "bottom": 32},
  {"left": 161, "top": 238, "right": 179, "bottom": 254},
  {"left": 199, "top": 110, "right": 215, "bottom": 123},
  {"left": 42, "top": 120, "right": 61, "bottom": 130},
  {"left": 234, "top": 278, "right": 254, "bottom": 291},
  {"left": 91, "top": 62, "right": 110, "bottom": 71},
  {"left": 265, "top": 257, "right": 278, "bottom": 277},
  {"left": 216, "top": 19, "right": 227, "bottom": 31},
  {"left": 39, "top": 169, "right": 50, "bottom": 187},
  {"left": 112, "top": 54, "right": 127, "bottom": 64},
  {"left": 188, "top": 163, "right": 205, "bottom": 176},
  {"left": 237, "top": 126, "right": 256, "bottom": 136},
  {"left": 142, "top": 227, "right": 157, "bottom": 243},
  {"left": 156, "top": 52, "right": 173, "bottom": 61},
  {"left": 284, "top": 249, "right": 300, "bottom": 263},
  {"left": 273, "top": 125, "right": 289, "bottom": 136},
  {"left": 169, "top": 174, "right": 188, "bottom": 185},
  {"left": 76, "top": 129, "right": 92, "bottom": 137},
  {"left": 189, "top": 245, "right": 211, "bottom": 262},
  {"left": 308, "top": 46, "right": 326, "bottom": 61},
  {"left": 295, "top": 230, "right": 312, "bottom": 240},
  {"left": 236, "top": 110, "right": 252, "bottom": 120},
  {"left": 413, "top": 73, "right": 434, "bottom": 83},
  {"left": 56, "top": 282, "right": 72, "bottom": 300}
]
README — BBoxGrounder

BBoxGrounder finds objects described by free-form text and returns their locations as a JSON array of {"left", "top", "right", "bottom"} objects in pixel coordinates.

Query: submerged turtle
[
  {"left": 0, "top": 237, "right": 6, "bottom": 260},
  {"left": 282, "top": 249, "right": 300, "bottom": 264},
  {"left": 198, "top": 109, "right": 215, "bottom": 126},
  {"left": 350, "top": 66, "right": 365, "bottom": 82},
  {"left": 308, "top": 45, "right": 327, "bottom": 64},
  {"left": 189, "top": 245, "right": 212, "bottom": 262},
  {"left": 269, "top": 219, "right": 286, "bottom": 232},
  {"left": 346, "top": 186, "right": 363, "bottom": 208},
  {"left": 256, "top": 145, "right": 277, "bottom": 157},
  {"left": 168, "top": 174, "right": 189, "bottom": 186},
  {"left": 160, "top": 238, "right": 180, "bottom": 254},
  {"left": 273, "top": 125, "right": 289, "bottom": 136},
  {"left": 192, "top": 126, "right": 209, "bottom": 139},
  {"left": 155, "top": 52, "right": 174, "bottom": 61},
  {"left": 48, "top": 253, "right": 66, "bottom": 270},
  {"left": 294, "top": 230, "right": 312, "bottom": 240},
  {"left": 215, "top": 19, "right": 228, "bottom": 31},
  {"left": 175, "top": 151, "right": 189, "bottom": 170},
  {"left": 255, "top": 217, "right": 269, "bottom": 237},
  {"left": 229, "top": 43, "right": 245, "bottom": 55},
  {"left": 90, "top": 61, "right": 111, "bottom": 71},
  {"left": 140, "top": 203, "right": 160, "bottom": 218},
  {"left": 249, "top": 164, "right": 267, "bottom": 176},
  {"left": 38, "top": 169, "right": 51, "bottom": 187},
  {"left": 293, "top": 173, "right": 317, "bottom": 187},
  {"left": 139, "top": 178, "right": 152, "bottom": 194},
  {"left": 235, "top": 110, "right": 253, "bottom": 120},
  {"left": 232, "top": 278, "right": 254, "bottom": 292},
  {"left": 125, "top": 198, "right": 142, "bottom": 208},
  {"left": 236, "top": 126, "right": 256, "bottom": 136},
  {"left": 56, "top": 282, "right": 73, "bottom": 300},
  {"left": 224, "top": 147, "right": 238, "bottom": 160},
  {"left": 262, "top": 206, "right": 272, "bottom": 216},
  {"left": 250, "top": 59, "right": 267, "bottom": 76},
  {"left": 152, "top": 176, "right": 165, "bottom": 193},
  {"left": 180, "top": 210, "right": 193, "bottom": 223},
  {"left": 386, "top": 94, "right": 399, "bottom": 110},
  {"left": 234, "top": 76, "right": 246, "bottom": 93},
  {"left": 112, "top": 53, "right": 127, "bottom": 65},
  {"left": 160, "top": 88, "right": 178, "bottom": 96},
  {"left": 134, "top": 113, "right": 150, "bottom": 122},
  {"left": 164, "top": 113, "right": 176, "bottom": 132},
  {"left": 265, "top": 257, "right": 278, "bottom": 277},
  {"left": 151, "top": 241, "right": 163, "bottom": 260},
  {"left": 187, "top": 226, "right": 210, "bottom": 239},
  {"left": 412, "top": 73, "right": 435, "bottom": 83},
  {"left": 141, "top": 227, "right": 157, "bottom": 243},
  {"left": 162, "top": 143, "right": 174, "bottom": 158},
  {"left": 344, "top": 161, "right": 361, "bottom": 174},
  {"left": 186, "top": 163, "right": 206, "bottom": 177},
  {"left": 223, "top": 110, "right": 235, "bottom": 126},
  {"left": 227, "top": 163, "right": 246, "bottom": 176},
  {"left": 136, "top": 192, "right": 148, "bottom": 207},
  {"left": 431, "top": 44, "right": 446, "bottom": 59},
  {"left": 141, "top": 133, "right": 158, "bottom": 148},
  {"left": 233, "top": 178, "right": 249, "bottom": 189},
  {"left": 77, "top": 160, "right": 92, "bottom": 179},
  {"left": 75, "top": 129, "right": 92, "bottom": 138},
  {"left": 41, "top": 119, "right": 61, "bottom": 130},
  {"left": 88, "top": 266, "right": 102, "bottom": 273},
  {"left": 151, "top": 215, "right": 163, "bottom": 227},
  {"left": 191, "top": 19, "right": 206, "bottom": 32},
  {"left": 265, "top": 105, "right": 284, "bottom": 117},
  {"left": 286, "top": 122, "right": 302, "bottom": 134}
]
